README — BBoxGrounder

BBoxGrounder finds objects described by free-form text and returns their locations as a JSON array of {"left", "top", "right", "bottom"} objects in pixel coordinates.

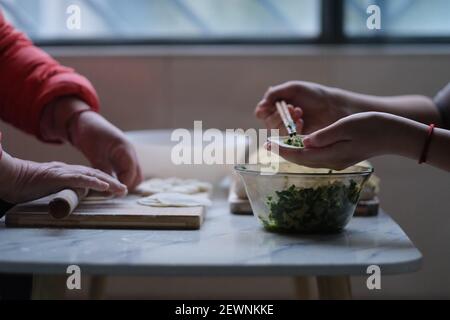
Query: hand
[
  {"left": 255, "top": 81, "right": 354, "bottom": 134},
  {"left": 0, "top": 152, "right": 127, "bottom": 204},
  {"left": 41, "top": 97, "right": 142, "bottom": 189},
  {"left": 69, "top": 110, "right": 143, "bottom": 190},
  {"left": 41, "top": 97, "right": 143, "bottom": 190},
  {"left": 266, "top": 112, "right": 426, "bottom": 170}
]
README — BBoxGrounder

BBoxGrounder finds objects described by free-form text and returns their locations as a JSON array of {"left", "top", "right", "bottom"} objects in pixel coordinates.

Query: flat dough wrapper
[
  {"left": 135, "top": 178, "right": 212, "bottom": 196},
  {"left": 138, "top": 192, "right": 212, "bottom": 207}
]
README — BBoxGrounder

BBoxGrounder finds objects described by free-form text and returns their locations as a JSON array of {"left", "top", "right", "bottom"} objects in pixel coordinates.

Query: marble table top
[{"left": 0, "top": 191, "right": 422, "bottom": 276}]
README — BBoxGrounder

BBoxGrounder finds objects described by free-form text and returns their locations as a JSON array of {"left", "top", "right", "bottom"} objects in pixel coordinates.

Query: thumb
[
  {"left": 110, "top": 144, "right": 138, "bottom": 188},
  {"left": 303, "top": 122, "right": 346, "bottom": 148}
]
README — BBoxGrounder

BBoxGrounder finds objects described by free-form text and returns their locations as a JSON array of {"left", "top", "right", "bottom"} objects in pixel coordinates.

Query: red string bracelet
[{"left": 419, "top": 124, "right": 435, "bottom": 164}]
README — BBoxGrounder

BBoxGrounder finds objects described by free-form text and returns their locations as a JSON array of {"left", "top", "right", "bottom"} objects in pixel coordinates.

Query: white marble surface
[{"left": 0, "top": 191, "right": 422, "bottom": 276}]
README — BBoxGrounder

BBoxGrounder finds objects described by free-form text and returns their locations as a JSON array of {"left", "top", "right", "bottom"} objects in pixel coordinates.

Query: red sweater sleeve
[{"left": 0, "top": 11, "right": 99, "bottom": 140}]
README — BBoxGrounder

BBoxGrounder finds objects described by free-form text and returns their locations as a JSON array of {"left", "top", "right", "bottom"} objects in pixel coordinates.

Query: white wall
[{"left": 2, "top": 45, "right": 450, "bottom": 299}]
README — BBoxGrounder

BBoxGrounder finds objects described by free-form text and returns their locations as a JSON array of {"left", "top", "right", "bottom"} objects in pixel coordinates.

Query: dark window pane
[{"left": 1, "top": 0, "right": 320, "bottom": 41}]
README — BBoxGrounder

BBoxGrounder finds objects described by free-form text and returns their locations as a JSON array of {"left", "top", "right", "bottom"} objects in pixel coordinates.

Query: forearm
[
  {"left": 40, "top": 96, "right": 91, "bottom": 142},
  {"left": 332, "top": 88, "right": 442, "bottom": 126},
  {"left": 385, "top": 115, "right": 450, "bottom": 172},
  {"left": 426, "top": 128, "right": 450, "bottom": 171}
]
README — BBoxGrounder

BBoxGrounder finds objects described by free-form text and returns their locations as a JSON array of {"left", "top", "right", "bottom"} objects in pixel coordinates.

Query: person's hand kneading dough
[{"left": 0, "top": 136, "right": 127, "bottom": 204}]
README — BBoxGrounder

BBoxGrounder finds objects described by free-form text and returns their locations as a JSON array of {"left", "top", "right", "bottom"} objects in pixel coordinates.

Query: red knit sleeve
[{"left": 0, "top": 12, "right": 99, "bottom": 140}]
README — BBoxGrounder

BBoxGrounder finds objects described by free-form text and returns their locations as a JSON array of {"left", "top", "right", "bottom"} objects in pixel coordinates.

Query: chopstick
[{"left": 276, "top": 100, "right": 297, "bottom": 137}]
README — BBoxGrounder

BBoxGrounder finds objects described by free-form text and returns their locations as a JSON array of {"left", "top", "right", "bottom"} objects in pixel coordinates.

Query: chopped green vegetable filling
[
  {"left": 284, "top": 136, "right": 304, "bottom": 148},
  {"left": 262, "top": 180, "right": 360, "bottom": 233}
]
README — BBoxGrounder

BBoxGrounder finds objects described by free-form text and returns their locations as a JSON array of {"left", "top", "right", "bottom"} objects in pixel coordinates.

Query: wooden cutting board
[{"left": 5, "top": 195, "right": 205, "bottom": 230}]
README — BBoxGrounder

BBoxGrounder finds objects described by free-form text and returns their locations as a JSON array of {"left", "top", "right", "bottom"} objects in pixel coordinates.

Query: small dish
[{"left": 268, "top": 135, "right": 305, "bottom": 149}]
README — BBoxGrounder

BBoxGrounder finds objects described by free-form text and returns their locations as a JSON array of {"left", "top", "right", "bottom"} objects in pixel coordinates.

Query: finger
[
  {"left": 295, "top": 118, "right": 304, "bottom": 134},
  {"left": 303, "top": 122, "right": 349, "bottom": 148},
  {"left": 123, "top": 165, "right": 141, "bottom": 192},
  {"left": 256, "top": 102, "right": 302, "bottom": 125},
  {"left": 277, "top": 142, "right": 353, "bottom": 170},
  {"left": 89, "top": 164, "right": 128, "bottom": 195},
  {"left": 274, "top": 146, "right": 324, "bottom": 168},
  {"left": 264, "top": 106, "right": 296, "bottom": 129},
  {"left": 264, "top": 106, "right": 303, "bottom": 134},
  {"left": 293, "top": 107, "right": 303, "bottom": 119},
  {"left": 288, "top": 105, "right": 304, "bottom": 133},
  {"left": 130, "top": 164, "right": 144, "bottom": 191},
  {"left": 255, "top": 99, "right": 299, "bottom": 120},
  {"left": 110, "top": 144, "right": 138, "bottom": 189},
  {"left": 256, "top": 82, "right": 298, "bottom": 118},
  {"left": 265, "top": 112, "right": 284, "bottom": 130},
  {"left": 263, "top": 82, "right": 296, "bottom": 105},
  {"left": 116, "top": 162, "right": 137, "bottom": 190},
  {"left": 286, "top": 105, "right": 302, "bottom": 121},
  {"left": 70, "top": 164, "right": 127, "bottom": 195},
  {"left": 255, "top": 99, "right": 274, "bottom": 119},
  {"left": 277, "top": 146, "right": 325, "bottom": 165},
  {"left": 87, "top": 168, "right": 127, "bottom": 195},
  {"left": 64, "top": 174, "right": 110, "bottom": 192}
]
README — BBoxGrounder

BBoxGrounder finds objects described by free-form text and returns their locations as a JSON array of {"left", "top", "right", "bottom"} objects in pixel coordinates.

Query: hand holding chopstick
[{"left": 276, "top": 101, "right": 297, "bottom": 137}]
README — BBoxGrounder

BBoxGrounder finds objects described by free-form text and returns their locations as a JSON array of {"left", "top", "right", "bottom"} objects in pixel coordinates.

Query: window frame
[{"left": 4, "top": 0, "right": 450, "bottom": 46}]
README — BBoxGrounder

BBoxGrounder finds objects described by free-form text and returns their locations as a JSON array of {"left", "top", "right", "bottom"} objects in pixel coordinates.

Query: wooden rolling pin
[{"left": 48, "top": 189, "right": 88, "bottom": 219}]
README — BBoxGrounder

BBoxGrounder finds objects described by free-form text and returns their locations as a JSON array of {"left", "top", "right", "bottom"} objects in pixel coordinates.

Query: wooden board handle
[{"left": 48, "top": 189, "right": 87, "bottom": 219}]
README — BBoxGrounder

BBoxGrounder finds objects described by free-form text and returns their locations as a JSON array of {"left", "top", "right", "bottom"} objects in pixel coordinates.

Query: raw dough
[
  {"left": 138, "top": 192, "right": 212, "bottom": 207},
  {"left": 134, "top": 178, "right": 212, "bottom": 196}
]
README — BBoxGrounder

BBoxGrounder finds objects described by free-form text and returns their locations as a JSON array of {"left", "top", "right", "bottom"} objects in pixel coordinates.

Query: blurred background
[
  {"left": 1, "top": 0, "right": 450, "bottom": 299},
  {"left": 3, "top": 0, "right": 450, "bottom": 41}
]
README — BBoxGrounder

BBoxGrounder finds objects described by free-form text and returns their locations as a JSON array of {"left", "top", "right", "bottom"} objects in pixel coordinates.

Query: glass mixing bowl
[{"left": 234, "top": 163, "right": 373, "bottom": 234}]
